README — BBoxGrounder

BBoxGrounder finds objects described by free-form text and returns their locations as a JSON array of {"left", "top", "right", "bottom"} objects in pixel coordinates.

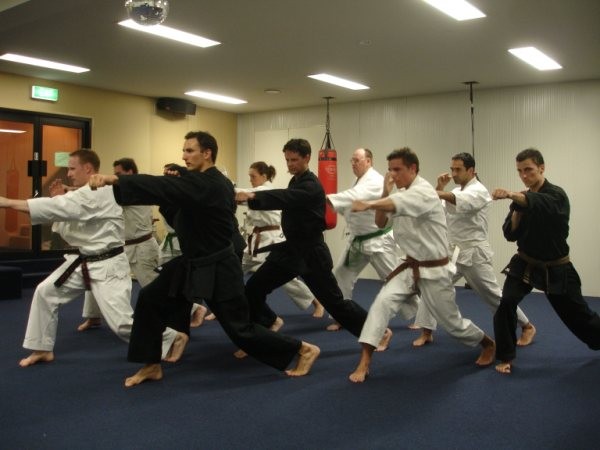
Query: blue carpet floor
[{"left": 1, "top": 280, "right": 600, "bottom": 450}]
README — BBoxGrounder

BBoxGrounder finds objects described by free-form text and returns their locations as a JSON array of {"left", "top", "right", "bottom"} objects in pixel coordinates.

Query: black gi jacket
[{"left": 502, "top": 179, "right": 576, "bottom": 293}]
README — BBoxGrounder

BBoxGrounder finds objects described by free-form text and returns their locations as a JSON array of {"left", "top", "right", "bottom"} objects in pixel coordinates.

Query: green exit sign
[{"left": 31, "top": 85, "right": 59, "bottom": 102}]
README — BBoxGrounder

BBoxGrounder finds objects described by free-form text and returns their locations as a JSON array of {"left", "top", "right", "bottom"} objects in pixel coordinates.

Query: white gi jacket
[
  {"left": 327, "top": 167, "right": 393, "bottom": 254},
  {"left": 443, "top": 177, "right": 494, "bottom": 266},
  {"left": 388, "top": 175, "right": 450, "bottom": 288}
]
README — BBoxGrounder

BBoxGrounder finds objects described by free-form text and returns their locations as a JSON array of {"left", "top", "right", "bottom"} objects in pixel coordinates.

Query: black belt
[
  {"left": 125, "top": 233, "right": 153, "bottom": 246},
  {"left": 54, "top": 247, "right": 124, "bottom": 291}
]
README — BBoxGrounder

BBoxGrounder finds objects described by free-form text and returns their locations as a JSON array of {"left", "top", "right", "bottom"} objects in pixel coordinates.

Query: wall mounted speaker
[{"left": 156, "top": 97, "right": 196, "bottom": 115}]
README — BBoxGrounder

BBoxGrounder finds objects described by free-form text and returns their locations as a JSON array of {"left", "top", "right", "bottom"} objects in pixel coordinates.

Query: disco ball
[{"left": 125, "top": 0, "right": 169, "bottom": 26}]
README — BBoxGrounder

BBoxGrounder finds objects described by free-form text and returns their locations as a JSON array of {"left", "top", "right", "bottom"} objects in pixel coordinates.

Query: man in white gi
[
  {"left": 0, "top": 149, "right": 186, "bottom": 367},
  {"left": 411, "top": 152, "right": 536, "bottom": 347},
  {"left": 348, "top": 148, "right": 496, "bottom": 383},
  {"left": 325, "top": 148, "right": 400, "bottom": 336}
]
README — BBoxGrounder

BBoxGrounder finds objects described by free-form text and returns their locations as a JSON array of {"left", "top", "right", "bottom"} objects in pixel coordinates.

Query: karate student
[
  {"left": 348, "top": 147, "right": 495, "bottom": 383},
  {"left": 492, "top": 148, "right": 600, "bottom": 374}
]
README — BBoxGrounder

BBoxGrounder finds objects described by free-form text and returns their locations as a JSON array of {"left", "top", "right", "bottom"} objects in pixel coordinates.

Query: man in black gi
[
  {"left": 89, "top": 131, "right": 320, "bottom": 387},
  {"left": 236, "top": 138, "right": 371, "bottom": 342},
  {"left": 492, "top": 148, "right": 600, "bottom": 374}
]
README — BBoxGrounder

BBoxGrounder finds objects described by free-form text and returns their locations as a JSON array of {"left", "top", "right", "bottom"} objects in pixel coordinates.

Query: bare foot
[
  {"left": 475, "top": 335, "right": 496, "bottom": 366},
  {"left": 233, "top": 349, "right": 248, "bottom": 359},
  {"left": 376, "top": 328, "right": 393, "bottom": 352},
  {"left": 270, "top": 317, "right": 284, "bottom": 332},
  {"left": 495, "top": 362, "right": 512, "bottom": 374},
  {"left": 326, "top": 322, "right": 342, "bottom": 332},
  {"left": 205, "top": 313, "right": 216, "bottom": 321},
  {"left": 77, "top": 317, "right": 102, "bottom": 331},
  {"left": 124, "top": 364, "right": 163, "bottom": 387},
  {"left": 517, "top": 323, "right": 536, "bottom": 346},
  {"left": 190, "top": 305, "right": 208, "bottom": 328},
  {"left": 311, "top": 299, "right": 325, "bottom": 318},
  {"left": 286, "top": 342, "right": 320, "bottom": 377},
  {"left": 163, "top": 332, "right": 189, "bottom": 363},
  {"left": 407, "top": 323, "right": 420, "bottom": 330},
  {"left": 19, "top": 351, "right": 55, "bottom": 367},
  {"left": 412, "top": 329, "right": 434, "bottom": 347},
  {"left": 349, "top": 364, "right": 370, "bottom": 383}
]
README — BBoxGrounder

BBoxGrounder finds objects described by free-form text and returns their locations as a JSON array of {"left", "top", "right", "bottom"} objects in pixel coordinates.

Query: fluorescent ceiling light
[
  {"left": 118, "top": 20, "right": 220, "bottom": 48},
  {"left": 185, "top": 90, "right": 247, "bottom": 105},
  {"left": 0, "top": 129, "right": 26, "bottom": 133},
  {"left": 307, "top": 73, "right": 369, "bottom": 90},
  {"left": 508, "top": 47, "right": 562, "bottom": 71},
  {"left": 422, "top": 0, "right": 485, "bottom": 21},
  {"left": 0, "top": 53, "right": 89, "bottom": 73}
]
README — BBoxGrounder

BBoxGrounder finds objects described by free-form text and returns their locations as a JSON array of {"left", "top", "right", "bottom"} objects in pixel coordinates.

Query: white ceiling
[{"left": 1, "top": 0, "right": 599, "bottom": 113}]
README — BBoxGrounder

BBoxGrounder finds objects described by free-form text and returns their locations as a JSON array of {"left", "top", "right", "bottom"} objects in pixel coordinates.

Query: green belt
[
  {"left": 344, "top": 226, "right": 392, "bottom": 266},
  {"left": 162, "top": 232, "right": 177, "bottom": 253}
]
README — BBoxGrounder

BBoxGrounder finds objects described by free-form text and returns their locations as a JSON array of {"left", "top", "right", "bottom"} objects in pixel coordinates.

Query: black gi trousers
[
  {"left": 494, "top": 264, "right": 600, "bottom": 362},
  {"left": 127, "top": 257, "right": 301, "bottom": 371},
  {"left": 245, "top": 242, "right": 368, "bottom": 337}
]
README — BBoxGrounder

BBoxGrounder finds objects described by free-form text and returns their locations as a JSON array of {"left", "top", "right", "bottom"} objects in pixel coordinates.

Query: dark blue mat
[{"left": 2, "top": 280, "right": 600, "bottom": 449}]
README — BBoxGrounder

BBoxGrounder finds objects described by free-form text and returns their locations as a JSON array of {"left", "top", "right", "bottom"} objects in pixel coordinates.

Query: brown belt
[
  {"left": 518, "top": 251, "right": 570, "bottom": 289},
  {"left": 385, "top": 256, "right": 450, "bottom": 292},
  {"left": 125, "top": 233, "right": 153, "bottom": 246},
  {"left": 247, "top": 225, "right": 280, "bottom": 256},
  {"left": 54, "top": 246, "right": 124, "bottom": 291}
]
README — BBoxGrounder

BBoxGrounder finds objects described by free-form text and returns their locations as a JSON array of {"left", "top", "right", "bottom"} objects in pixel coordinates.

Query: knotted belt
[
  {"left": 517, "top": 251, "right": 570, "bottom": 292},
  {"left": 344, "top": 226, "right": 392, "bottom": 266},
  {"left": 125, "top": 232, "right": 153, "bottom": 246},
  {"left": 54, "top": 246, "right": 124, "bottom": 291},
  {"left": 247, "top": 225, "right": 280, "bottom": 256},
  {"left": 385, "top": 255, "right": 450, "bottom": 293}
]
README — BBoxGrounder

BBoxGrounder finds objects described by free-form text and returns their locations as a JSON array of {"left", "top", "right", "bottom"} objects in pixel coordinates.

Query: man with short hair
[
  {"left": 237, "top": 139, "right": 374, "bottom": 347},
  {"left": 325, "top": 148, "right": 401, "bottom": 337},
  {"left": 411, "top": 152, "right": 536, "bottom": 347},
  {"left": 76, "top": 158, "right": 203, "bottom": 331},
  {"left": 348, "top": 147, "right": 495, "bottom": 383},
  {"left": 90, "top": 131, "right": 320, "bottom": 387},
  {"left": 0, "top": 149, "right": 134, "bottom": 367},
  {"left": 492, "top": 148, "right": 600, "bottom": 374}
]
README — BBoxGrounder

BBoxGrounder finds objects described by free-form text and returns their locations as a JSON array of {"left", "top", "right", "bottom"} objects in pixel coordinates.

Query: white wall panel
[{"left": 237, "top": 80, "right": 600, "bottom": 296}]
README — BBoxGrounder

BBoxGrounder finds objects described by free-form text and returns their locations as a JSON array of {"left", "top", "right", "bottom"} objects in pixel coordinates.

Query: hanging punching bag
[{"left": 318, "top": 148, "right": 337, "bottom": 229}]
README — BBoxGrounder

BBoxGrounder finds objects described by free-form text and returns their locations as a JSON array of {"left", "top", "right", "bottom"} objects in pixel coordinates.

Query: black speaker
[{"left": 156, "top": 97, "right": 197, "bottom": 115}]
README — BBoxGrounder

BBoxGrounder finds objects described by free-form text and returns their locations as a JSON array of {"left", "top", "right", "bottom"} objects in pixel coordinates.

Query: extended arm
[{"left": 0, "top": 196, "right": 29, "bottom": 213}]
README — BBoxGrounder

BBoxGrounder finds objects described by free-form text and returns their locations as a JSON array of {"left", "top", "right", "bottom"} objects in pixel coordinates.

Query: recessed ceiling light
[
  {"left": 185, "top": 90, "right": 247, "bottom": 105},
  {"left": 118, "top": 20, "right": 220, "bottom": 48},
  {"left": 0, "top": 53, "right": 89, "bottom": 73},
  {"left": 264, "top": 89, "right": 281, "bottom": 95},
  {"left": 422, "top": 0, "right": 485, "bottom": 21},
  {"left": 508, "top": 47, "right": 562, "bottom": 71},
  {"left": 308, "top": 73, "right": 369, "bottom": 90},
  {"left": 0, "top": 129, "right": 26, "bottom": 133}
]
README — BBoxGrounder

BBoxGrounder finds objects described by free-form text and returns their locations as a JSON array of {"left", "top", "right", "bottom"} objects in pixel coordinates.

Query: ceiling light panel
[
  {"left": 0, "top": 53, "right": 89, "bottom": 73},
  {"left": 118, "top": 20, "right": 220, "bottom": 48},
  {"left": 185, "top": 90, "right": 247, "bottom": 104},
  {"left": 308, "top": 73, "right": 369, "bottom": 90},
  {"left": 508, "top": 47, "right": 562, "bottom": 71},
  {"left": 422, "top": 0, "right": 485, "bottom": 21}
]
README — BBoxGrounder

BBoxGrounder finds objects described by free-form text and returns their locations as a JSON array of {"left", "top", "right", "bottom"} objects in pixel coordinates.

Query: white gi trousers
[
  {"left": 23, "top": 254, "right": 133, "bottom": 351},
  {"left": 414, "top": 245, "right": 530, "bottom": 330},
  {"left": 360, "top": 267, "right": 484, "bottom": 348},
  {"left": 32, "top": 254, "right": 177, "bottom": 358},
  {"left": 82, "top": 238, "right": 160, "bottom": 317}
]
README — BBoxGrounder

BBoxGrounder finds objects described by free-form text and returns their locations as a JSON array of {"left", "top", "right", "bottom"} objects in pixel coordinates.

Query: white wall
[{"left": 237, "top": 80, "right": 600, "bottom": 297}]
